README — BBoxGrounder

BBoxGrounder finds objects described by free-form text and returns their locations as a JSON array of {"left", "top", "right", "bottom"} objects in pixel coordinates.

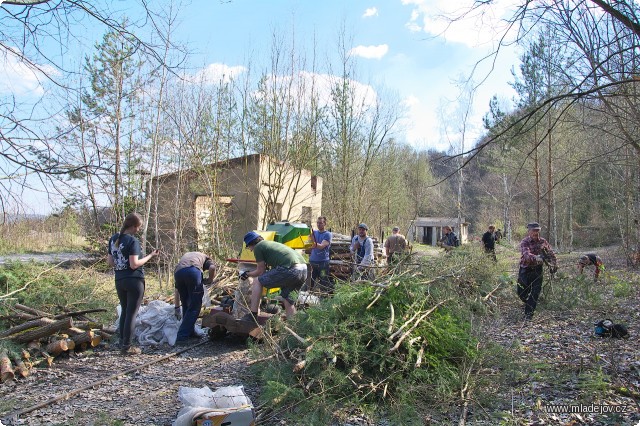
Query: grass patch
[{"left": 0, "top": 216, "right": 87, "bottom": 255}]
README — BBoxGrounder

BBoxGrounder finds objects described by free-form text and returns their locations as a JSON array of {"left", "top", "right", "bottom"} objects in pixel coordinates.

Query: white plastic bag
[{"left": 173, "top": 385, "right": 253, "bottom": 426}]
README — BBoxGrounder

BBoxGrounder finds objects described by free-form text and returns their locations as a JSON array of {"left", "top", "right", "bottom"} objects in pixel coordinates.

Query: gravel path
[{"left": 0, "top": 338, "right": 256, "bottom": 426}]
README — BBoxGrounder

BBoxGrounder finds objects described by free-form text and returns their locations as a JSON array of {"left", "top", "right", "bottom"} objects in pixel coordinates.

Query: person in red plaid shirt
[{"left": 517, "top": 222, "right": 557, "bottom": 321}]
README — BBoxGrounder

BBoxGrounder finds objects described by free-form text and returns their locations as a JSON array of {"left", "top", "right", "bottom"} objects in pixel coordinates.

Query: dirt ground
[{"left": 0, "top": 245, "right": 638, "bottom": 426}]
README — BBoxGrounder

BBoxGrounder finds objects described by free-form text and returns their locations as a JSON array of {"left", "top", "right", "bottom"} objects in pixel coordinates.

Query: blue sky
[
  {"left": 167, "top": 0, "right": 520, "bottom": 151},
  {"left": 0, "top": 0, "right": 522, "bottom": 213},
  {"left": 1, "top": 0, "right": 521, "bottom": 150}
]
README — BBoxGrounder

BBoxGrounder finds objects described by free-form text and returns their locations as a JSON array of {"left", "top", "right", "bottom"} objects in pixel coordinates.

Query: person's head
[
  {"left": 392, "top": 226, "right": 399, "bottom": 234},
  {"left": 527, "top": 222, "right": 541, "bottom": 239},
  {"left": 116, "top": 212, "right": 143, "bottom": 245},
  {"left": 203, "top": 257, "right": 214, "bottom": 271},
  {"left": 443, "top": 226, "right": 452, "bottom": 234},
  {"left": 357, "top": 223, "right": 368, "bottom": 237},
  {"left": 243, "top": 231, "right": 263, "bottom": 251},
  {"left": 316, "top": 216, "right": 327, "bottom": 231},
  {"left": 488, "top": 225, "right": 495, "bottom": 232},
  {"left": 578, "top": 255, "right": 590, "bottom": 266}
]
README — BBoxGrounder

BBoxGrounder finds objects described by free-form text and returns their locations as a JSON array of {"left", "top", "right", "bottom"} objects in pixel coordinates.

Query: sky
[
  {"left": 0, "top": 0, "right": 523, "bottom": 213},
  {"left": 170, "top": 0, "right": 520, "bottom": 151}
]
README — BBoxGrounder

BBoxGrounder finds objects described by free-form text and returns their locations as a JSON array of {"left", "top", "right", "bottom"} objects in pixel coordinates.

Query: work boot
[{"left": 120, "top": 346, "right": 142, "bottom": 355}]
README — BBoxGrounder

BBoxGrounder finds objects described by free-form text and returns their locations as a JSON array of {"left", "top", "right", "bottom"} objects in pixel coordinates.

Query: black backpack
[{"left": 594, "top": 319, "right": 629, "bottom": 339}]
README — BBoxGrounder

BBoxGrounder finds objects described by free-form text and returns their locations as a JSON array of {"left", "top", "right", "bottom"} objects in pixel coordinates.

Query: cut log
[
  {"left": 1, "top": 355, "right": 15, "bottom": 383},
  {"left": 45, "top": 339, "right": 70, "bottom": 357},
  {"left": 65, "top": 338, "right": 76, "bottom": 351},
  {"left": 11, "top": 358, "right": 30, "bottom": 378},
  {"left": 97, "top": 330, "right": 114, "bottom": 340},
  {"left": 71, "top": 321, "right": 103, "bottom": 331},
  {"left": 102, "top": 326, "right": 117, "bottom": 335},
  {"left": 53, "top": 308, "right": 107, "bottom": 319},
  {"left": 70, "top": 330, "right": 99, "bottom": 347},
  {"left": 14, "top": 303, "right": 53, "bottom": 318},
  {"left": 11, "top": 317, "right": 73, "bottom": 344},
  {"left": 0, "top": 317, "right": 55, "bottom": 339}
]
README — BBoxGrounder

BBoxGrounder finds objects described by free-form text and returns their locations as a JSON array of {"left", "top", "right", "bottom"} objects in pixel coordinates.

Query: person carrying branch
[
  {"left": 517, "top": 222, "right": 557, "bottom": 321},
  {"left": 173, "top": 252, "right": 217, "bottom": 345}
]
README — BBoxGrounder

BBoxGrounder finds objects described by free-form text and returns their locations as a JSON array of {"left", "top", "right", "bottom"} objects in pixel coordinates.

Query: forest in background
[{"left": 1, "top": 1, "right": 639, "bottom": 263}]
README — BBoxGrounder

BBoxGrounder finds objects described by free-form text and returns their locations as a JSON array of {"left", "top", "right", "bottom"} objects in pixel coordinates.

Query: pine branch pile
[{"left": 253, "top": 249, "right": 499, "bottom": 424}]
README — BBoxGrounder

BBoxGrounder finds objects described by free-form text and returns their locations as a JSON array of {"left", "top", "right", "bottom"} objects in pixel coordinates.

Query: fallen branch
[
  {"left": 389, "top": 299, "right": 449, "bottom": 354},
  {"left": 283, "top": 325, "right": 307, "bottom": 346}
]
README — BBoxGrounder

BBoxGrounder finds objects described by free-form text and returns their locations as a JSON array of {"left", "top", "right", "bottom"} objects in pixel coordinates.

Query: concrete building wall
[{"left": 151, "top": 154, "right": 322, "bottom": 255}]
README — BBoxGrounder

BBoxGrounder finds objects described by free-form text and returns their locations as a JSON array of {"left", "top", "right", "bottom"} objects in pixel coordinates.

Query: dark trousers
[
  {"left": 310, "top": 261, "right": 332, "bottom": 292},
  {"left": 484, "top": 247, "right": 497, "bottom": 262},
  {"left": 116, "top": 277, "right": 145, "bottom": 348},
  {"left": 175, "top": 266, "right": 204, "bottom": 340},
  {"left": 517, "top": 266, "right": 543, "bottom": 317}
]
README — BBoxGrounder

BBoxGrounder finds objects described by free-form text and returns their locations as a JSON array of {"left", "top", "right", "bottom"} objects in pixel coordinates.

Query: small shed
[{"left": 407, "top": 217, "right": 469, "bottom": 246}]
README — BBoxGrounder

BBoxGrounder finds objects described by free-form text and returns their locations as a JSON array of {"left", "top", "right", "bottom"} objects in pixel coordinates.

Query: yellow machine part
[{"left": 238, "top": 230, "right": 276, "bottom": 262}]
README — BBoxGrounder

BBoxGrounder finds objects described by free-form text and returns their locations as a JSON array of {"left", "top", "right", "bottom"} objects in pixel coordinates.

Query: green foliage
[
  {"left": 0, "top": 262, "right": 118, "bottom": 325},
  {"left": 0, "top": 216, "right": 86, "bottom": 255},
  {"left": 253, "top": 249, "right": 492, "bottom": 424}
]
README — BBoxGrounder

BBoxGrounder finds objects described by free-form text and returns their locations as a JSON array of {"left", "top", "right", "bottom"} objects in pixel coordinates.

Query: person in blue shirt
[
  {"left": 107, "top": 212, "right": 159, "bottom": 355},
  {"left": 308, "top": 216, "right": 333, "bottom": 293},
  {"left": 350, "top": 223, "right": 375, "bottom": 280}
]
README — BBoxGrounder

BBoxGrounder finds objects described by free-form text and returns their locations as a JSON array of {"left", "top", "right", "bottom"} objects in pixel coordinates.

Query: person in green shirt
[{"left": 239, "top": 232, "right": 307, "bottom": 322}]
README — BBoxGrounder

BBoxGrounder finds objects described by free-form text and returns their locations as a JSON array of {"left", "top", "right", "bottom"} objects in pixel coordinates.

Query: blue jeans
[
  {"left": 310, "top": 261, "right": 332, "bottom": 292},
  {"left": 174, "top": 266, "right": 204, "bottom": 340}
]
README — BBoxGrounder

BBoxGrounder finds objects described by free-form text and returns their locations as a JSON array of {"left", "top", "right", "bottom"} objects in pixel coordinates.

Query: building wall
[
  {"left": 257, "top": 157, "right": 323, "bottom": 229},
  {"left": 151, "top": 154, "right": 322, "bottom": 255}
]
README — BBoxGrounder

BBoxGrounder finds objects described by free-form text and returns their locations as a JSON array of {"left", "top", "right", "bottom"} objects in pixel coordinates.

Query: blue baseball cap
[
  {"left": 357, "top": 223, "right": 368, "bottom": 230},
  {"left": 243, "top": 231, "right": 261, "bottom": 246}
]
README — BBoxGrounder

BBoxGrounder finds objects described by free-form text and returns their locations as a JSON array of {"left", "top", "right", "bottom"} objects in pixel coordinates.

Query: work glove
[
  {"left": 174, "top": 306, "right": 182, "bottom": 320},
  {"left": 535, "top": 255, "right": 544, "bottom": 263},
  {"left": 239, "top": 271, "right": 249, "bottom": 281}
]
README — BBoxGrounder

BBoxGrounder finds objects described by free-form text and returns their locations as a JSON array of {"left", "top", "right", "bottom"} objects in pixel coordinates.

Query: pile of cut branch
[{"left": 0, "top": 303, "right": 111, "bottom": 384}]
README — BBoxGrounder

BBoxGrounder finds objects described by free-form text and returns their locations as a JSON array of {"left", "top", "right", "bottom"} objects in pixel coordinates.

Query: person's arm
[
  {"left": 129, "top": 249, "right": 159, "bottom": 269},
  {"left": 350, "top": 237, "right": 359, "bottom": 253},
  {"left": 246, "top": 261, "right": 266, "bottom": 278},
  {"left": 384, "top": 239, "right": 390, "bottom": 257},
  {"left": 203, "top": 264, "right": 217, "bottom": 285},
  {"left": 520, "top": 240, "right": 538, "bottom": 266},
  {"left": 174, "top": 288, "right": 180, "bottom": 308},
  {"left": 314, "top": 239, "right": 330, "bottom": 250},
  {"left": 107, "top": 254, "right": 115, "bottom": 267}
]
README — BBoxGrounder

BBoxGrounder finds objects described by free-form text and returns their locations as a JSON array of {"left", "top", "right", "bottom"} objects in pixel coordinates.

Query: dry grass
[{"left": 0, "top": 219, "right": 86, "bottom": 254}]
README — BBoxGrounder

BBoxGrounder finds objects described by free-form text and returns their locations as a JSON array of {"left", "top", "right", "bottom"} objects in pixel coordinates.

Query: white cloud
[
  {"left": 363, "top": 7, "right": 378, "bottom": 18},
  {"left": 401, "top": 94, "right": 447, "bottom": 150},
  {"left": 187, "top": 63, "right": 247, "bottom": 85},
  {"left": 349, "top": 44, "right": 389, "bottom": 60},
  {"left": 0, "top": 47, "right": 56, "bottom": 96},
  {"left": 402, "top": 0, "right": 518, "bottom": 48}
]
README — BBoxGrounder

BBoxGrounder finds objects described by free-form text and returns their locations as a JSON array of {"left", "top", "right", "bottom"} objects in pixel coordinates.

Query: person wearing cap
[
  {"left": 350, "top": 223, "right": 375, "bottom": 279},
  {"left": 173, "top": 252, "right": 217, "bottom": 345},
  {"left": 438, "top": 226, "right": 460, "bottom": 252},
  {"left": 578, "top": 254, "right": 604, "bottom": 281},
  {"left": 517, "top": 222, "right": 558, "bottom": 321},
  {"left": 384, "top": 226, "right": 408, "bottom": 266},
  {"left": 240, "top": 231, "right": 307, "bottom": 322},
  {"left": 308, "top": 216, "right": 333, "bottom": 293},
  {"left": 481, "top": 225, "right": 497, "bottom": 262}
]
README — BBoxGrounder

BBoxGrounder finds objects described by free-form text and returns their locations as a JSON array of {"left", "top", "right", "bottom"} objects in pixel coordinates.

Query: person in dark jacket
[
  {"left": 107, "top": 213, "right": 159, "bottom": 355},
  {"left": 173, "top": 252, "right": 217, "bottom": 345},
  {"left": 439, "top": 226, "right": 460, "bottom": 252},
  {"left": 517, "top": 222, "right": 557, "bottom": 321},
  {"left": 481, "top": 225, "right": 497, "bottom": 262}
]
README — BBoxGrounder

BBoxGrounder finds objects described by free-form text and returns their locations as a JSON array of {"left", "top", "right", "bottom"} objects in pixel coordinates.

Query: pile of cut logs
[
  {"left": 0, "top": 303, "right": 112, "bottom": 384},
  {"left": 329, "top": 233, "right": 385, "bottom": 281}
]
